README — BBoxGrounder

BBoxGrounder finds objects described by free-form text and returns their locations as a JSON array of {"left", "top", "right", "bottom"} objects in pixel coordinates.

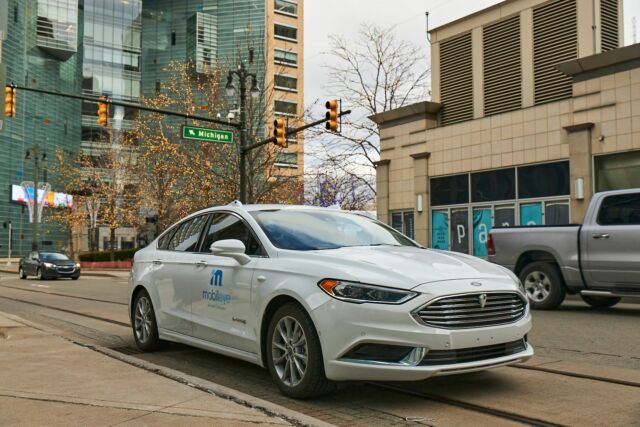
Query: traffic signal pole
[
  {"left": 6, "top": 84, "right": 351, "bottom": 205},
  {"left": 242, "top": 109, "right": 351, "bottom": 153}
]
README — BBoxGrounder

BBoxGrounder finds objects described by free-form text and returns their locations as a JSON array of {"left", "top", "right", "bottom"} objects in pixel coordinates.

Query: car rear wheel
[
  {"left": 266, "top": 303, "right": 334, "bottom": 399},
  {"left": 519, "top": 262, "right": 566, "bottom": 310},
  {"left": 580, "top": 295, "right": 621, "bottom": 309},
  {"left": 132, "top": 290, "right": 160, "bottom": 351},
  {"left": 18, "top": 267, "right": 26, "bottom": 279}
]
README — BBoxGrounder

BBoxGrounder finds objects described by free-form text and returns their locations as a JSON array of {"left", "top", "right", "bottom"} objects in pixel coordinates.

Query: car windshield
[
  {"left": 40, "top": 252, "right": 70, "bottom": 261},
  {"left": 250, "top": 209, "right": 418, "bottom": 251}
]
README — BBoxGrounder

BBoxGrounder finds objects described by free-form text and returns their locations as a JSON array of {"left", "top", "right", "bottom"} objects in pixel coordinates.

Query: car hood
[{"left": 286, "top": 246, "right": 512, "bottom": 290}]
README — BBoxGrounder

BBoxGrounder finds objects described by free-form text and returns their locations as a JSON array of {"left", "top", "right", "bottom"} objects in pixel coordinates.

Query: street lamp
[
  {"left": 25, "top": 145, "right": 48, "bottom": 251},
  {"left": 226, "top": 62, "right": 260, "bottom": 204}
]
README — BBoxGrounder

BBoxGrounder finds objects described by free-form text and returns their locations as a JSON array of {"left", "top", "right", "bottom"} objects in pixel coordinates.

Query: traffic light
[
  {"left": 97, "top": 96, "right": 109, "bottom": 127},
  {"left": 273, "top": 118, "right": 286, "bottom": 147},
  {"left": 325, "top": 99, "right": 338, "bottom": 132},
  {"left": 4, "top": 86, "right": 16, "bottom": 118}
]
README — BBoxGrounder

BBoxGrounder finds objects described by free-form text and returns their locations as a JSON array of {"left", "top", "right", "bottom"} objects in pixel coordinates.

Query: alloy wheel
[
  {"left": 134, "top": 296, "right": 153, "bottom": 344},
  {"left": 524, "top": 270, "right": 551, "bottom": 302},
  {"left": 271, "top": 315, "right": 308, "bottom": 387}
]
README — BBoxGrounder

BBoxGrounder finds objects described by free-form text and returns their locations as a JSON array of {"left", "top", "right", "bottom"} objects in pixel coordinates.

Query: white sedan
[{"left": 129, "top": 203, "right": 533, "bottom": 398}]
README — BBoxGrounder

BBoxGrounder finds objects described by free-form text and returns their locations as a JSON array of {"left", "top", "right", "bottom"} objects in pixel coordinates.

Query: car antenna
[{"left": 228, "top": 200, "right": 243, "bottom": 207}]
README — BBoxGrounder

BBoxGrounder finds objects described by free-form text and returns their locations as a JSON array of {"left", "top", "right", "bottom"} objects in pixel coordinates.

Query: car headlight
[
  {"left": 318, "top": 279, "right": 418, "bottom": 304},
  {"left": 43, "top": 262, "right": 55, "bottom": 268},
  {"left": 499, "top": 266, "right": 526, "bottom": 295},
  {"left": 75, "top": 263, "right": 81, "bottom": 268}
]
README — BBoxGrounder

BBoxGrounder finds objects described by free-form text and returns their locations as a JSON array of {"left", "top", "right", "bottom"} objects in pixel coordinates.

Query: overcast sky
[{"left": 304, "top": 0, "right": 640, "bottom": 111}]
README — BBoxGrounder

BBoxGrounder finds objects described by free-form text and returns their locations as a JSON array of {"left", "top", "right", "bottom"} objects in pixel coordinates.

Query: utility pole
[
  {"left": 225, "top": 61, "right": 259, "bottom": 204},
  {"left": 25, "top": 145, "right": 47, "bottom": 251}
]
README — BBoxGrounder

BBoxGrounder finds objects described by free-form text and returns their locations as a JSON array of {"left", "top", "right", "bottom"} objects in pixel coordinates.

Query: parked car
[
  {"left": 19, "top": 251, "right": 81, "bottom": 280},
  {"left": 129, "top": 203, "right": 532, "bottom": 398},
  {"left": 488, "top": 189, "right": 640, "bottom": 310}
]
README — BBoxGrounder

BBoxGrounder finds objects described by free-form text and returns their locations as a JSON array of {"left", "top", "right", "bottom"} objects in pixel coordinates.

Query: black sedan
[{"left": 19, "top": 251, "right": 81, "bottom": 280}]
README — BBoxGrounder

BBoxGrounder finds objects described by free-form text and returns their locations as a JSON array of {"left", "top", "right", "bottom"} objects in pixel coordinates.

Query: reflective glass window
[
  {"left": 201, "top": 214, "right": 265, "bottom": 256},
  {"left": 166, "top": 215, "right": 208, "bottom": 251},
  {"left": 471, "top": 168, "right": 515, "bottom": 202},
  {"left": 430, "top": 174, "right": 469, "bottom": 206},
  {"left": 275, "top": 0, "right": 297, "bottom": 16},
  {"left": 517, "top": 161, "right": 569, "bottom": 199},
  {"left": 275, "top": 23, "right": 297, "bottom": 40}
]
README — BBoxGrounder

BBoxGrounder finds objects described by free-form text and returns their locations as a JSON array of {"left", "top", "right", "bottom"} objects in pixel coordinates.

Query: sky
[{"left": 304, "top": 0, "right": 640, "bottom": 113}]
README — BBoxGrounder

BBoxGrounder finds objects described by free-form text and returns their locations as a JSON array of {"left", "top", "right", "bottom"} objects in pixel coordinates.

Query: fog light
[{"left": 400, "top": 347, "right": 428, "bottom": 366}]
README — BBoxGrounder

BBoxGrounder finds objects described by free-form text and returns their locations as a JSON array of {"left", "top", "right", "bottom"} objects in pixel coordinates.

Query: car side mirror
[{"left": 210, "top": 239, "right": 251, "bottom": 265}]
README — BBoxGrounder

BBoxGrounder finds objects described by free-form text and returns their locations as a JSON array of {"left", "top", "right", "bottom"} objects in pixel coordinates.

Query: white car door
[
  {"left": 151, "top": 214, "right": 208, "bottom": 336},
  {"left": 190, "top": 212, "right": 263, "bottom": 354}
]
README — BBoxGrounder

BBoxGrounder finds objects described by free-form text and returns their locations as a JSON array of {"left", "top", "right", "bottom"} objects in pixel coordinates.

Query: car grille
[
  {"left": 419, "top": 339, "right": 527, "bottom": 366},
  {"left": 413, "top": 292, "right": 526, "bottom": 329},
  {"left": 56, "top": 266, "right": 75, "bottom": 273}
]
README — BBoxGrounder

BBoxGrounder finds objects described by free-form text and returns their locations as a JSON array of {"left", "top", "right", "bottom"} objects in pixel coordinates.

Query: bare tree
[{"left": 306, "top": 22, "right": 429, "bottom": 199}]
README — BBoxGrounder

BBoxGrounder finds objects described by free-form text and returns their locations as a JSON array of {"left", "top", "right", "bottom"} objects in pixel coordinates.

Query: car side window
[
  {"left": 166, "top": 215, "right": 208, "bottom": 252},
  {"left": 597, "top": 193, "right": 640, "bottom": 225},
  {"left": 157, "top": 228, "right": 174, "bottom": 250},
  {"left": 201, "top": 213, "right": 265, "bottom": 256}
]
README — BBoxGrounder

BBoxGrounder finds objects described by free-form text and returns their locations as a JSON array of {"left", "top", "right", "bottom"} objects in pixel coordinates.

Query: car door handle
[
  {"left": 592, "top": 233, "right": 610, "bottom": 239},
  {"left": 257, "top": 275, "right": 267, "bottom": 282},
  {"left": 195, "top": 261, "right": 207, "bottom": 268},
  {"left": 152, "top": 260, "right": 162, "bottom": 265}
]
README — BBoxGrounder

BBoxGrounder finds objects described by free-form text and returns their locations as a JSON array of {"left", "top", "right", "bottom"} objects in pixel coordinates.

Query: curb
[{"left": 2, "top": 312, "right": 334, "bottom": 427}]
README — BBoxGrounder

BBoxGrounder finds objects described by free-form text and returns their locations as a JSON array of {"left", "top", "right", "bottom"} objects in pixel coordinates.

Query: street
[{"left": 1, "top": 272, "right": 638, "bottom": 426}]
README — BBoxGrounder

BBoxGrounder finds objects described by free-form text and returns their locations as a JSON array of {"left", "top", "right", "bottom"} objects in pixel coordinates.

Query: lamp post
[
  {"left": 225, "top": 61, "right": 260, "bottom": 204},
  {"left": 25, "top": 146, "right": 47, "bottom": 251}
]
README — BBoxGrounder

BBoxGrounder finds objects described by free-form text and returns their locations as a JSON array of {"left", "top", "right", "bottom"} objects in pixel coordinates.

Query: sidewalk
[{"left": 0, "top": 312, "right": 316, "bottom": 426}]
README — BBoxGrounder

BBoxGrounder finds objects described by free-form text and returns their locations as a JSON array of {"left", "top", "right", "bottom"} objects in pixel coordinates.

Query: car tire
[
  {"left": 72, "top": 276, "right": 80, "bottom": 280},
  {"left": 266, "top": 303, "right": 335, "bottom": 399},
  {"left": 132, "top": 290, "right": 160, "bottom": 352},
  {"left": 580, "top": 295, "right": 621, "bottom": 309},
  {"left": 36, "top": 268, "right": 43, "bottom": 280},
  {"left": 18, "top": 267, "right": 26, "bottom": 279},
  {"left": 519, "top": 262, "right": 566, "bottom": 310}
]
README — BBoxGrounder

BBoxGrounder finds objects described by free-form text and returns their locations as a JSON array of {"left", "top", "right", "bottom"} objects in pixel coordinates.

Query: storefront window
[
  {"left": 518, "top": 161, "right": 569, "bottom": 199},
  {"left": 430, "top": 174, "right": 468, "bottom": 206},
  {"left": 520, "top": 203, "right": 543, "bottom": 226},
  {"left": 450, "top": 208, "right": 469, "bottom": 254},
  {"left": 471, "top": 168, "right": 515, "bottom": 202},
  {"left": 472, "top": 207, "right": 492, "bottom": 256},
  {"left": 431, "top": 210, "right": 449, "bottom": 250},
  {"left": 595, "top": 151, "right": 640, "bottom": 192},
  {"left": 390, "top": 211, "right": 414, "bottom": 239}
]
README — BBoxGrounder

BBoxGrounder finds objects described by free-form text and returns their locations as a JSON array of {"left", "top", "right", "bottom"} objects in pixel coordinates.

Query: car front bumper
[
  {"left": 42, "top": 266, "right": 81, "bottom": 279},
  {"left": 312, "top": 279, "right": 533, "bottom": 382}
]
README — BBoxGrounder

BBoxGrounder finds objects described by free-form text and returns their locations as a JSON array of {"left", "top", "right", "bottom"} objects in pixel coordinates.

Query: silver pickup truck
[{"left": 488, "top": 189, "right": 640, "bottom": 310}]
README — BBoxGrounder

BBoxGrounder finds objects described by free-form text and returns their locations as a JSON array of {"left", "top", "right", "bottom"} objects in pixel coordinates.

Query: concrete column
[
  {"left": 565, "top": 123, "right": 594, "bottom": 223},
  {"left": 521, "top": 9, "right": 534, "bottom": 108},
  {"left": 374, "top": 160, "right": 391, "bottom": 225},
  {"left": 472, "top": 27, "right": 484, "bottom": 119},
  {"left": 410, "top": 152, "right": 430, "bottom": 246},
  {"left": 430, "top": 42, "right": 440, "bottom": 102}
]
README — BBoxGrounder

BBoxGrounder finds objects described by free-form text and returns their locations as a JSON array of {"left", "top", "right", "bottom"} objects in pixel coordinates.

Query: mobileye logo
[
  {"left": 210, "top": 269, "right": 223, "bottom": 287},
  {"left": 202, "top": 269, "right": 231, "bottom": 305}
]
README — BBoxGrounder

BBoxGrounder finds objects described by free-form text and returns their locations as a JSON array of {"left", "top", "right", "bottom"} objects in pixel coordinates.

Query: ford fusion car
[{"left": 129, "top": 203, "right": 533, "bottom": 398}]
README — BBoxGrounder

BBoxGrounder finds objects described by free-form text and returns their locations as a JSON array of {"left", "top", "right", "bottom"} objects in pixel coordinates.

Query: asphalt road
[{"left": 1, "top": 273, "right": 639, "bottom": 426}]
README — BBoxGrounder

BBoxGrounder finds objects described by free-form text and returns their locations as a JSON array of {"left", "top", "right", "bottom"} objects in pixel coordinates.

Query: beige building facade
[
  {"left": 370, "top": 0, "right": 640, "bottom": 257},
  {"left": 266, "top": 0, "right": 305, "bottom": 173}
]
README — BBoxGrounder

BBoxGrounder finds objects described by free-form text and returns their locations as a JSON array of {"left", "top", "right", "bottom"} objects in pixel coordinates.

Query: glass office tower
[{"left": 0, "top": 0, "right": 82, "bottom": 256}]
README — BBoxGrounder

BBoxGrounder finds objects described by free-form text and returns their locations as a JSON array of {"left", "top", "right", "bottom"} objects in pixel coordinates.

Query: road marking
[{"left": 30, "top": 284, "right": 49, "bottom": 288}]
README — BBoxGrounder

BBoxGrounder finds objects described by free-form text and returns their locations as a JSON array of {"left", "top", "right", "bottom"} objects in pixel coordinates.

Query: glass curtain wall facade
[
  {"left": 0, "top": 0, "right": 82, "bottom": 257},
  {"left": 142, "top": 0, "right": 266, "bottom": 131}
]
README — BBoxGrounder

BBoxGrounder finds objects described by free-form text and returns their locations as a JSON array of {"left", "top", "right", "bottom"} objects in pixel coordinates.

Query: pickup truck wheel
[
  {"left": 519, "top": 262, "right": 566, "bottom": 310},
  {"left": 580, "top": 295, "right": 621, "bottom": 309}
]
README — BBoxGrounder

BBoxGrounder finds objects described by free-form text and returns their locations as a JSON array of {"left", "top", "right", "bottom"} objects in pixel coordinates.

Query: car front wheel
[
  {"left": 18, "top": 267, "right": 26, "bottom": 279},
  {"left": 266, "top": 303, "right": 334, "bottom": 399},
  {"left": 36, "top": 268, "right": 43, "bottom": 280},
  {"left": 519, "top": 262, "right": 566, "bottom": 310},
  {"left": 132, "top": 290, "right": 160, "bottom": 351},
  {"left": 580, "top": 295, "right": 621, "bottom": 309}
]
